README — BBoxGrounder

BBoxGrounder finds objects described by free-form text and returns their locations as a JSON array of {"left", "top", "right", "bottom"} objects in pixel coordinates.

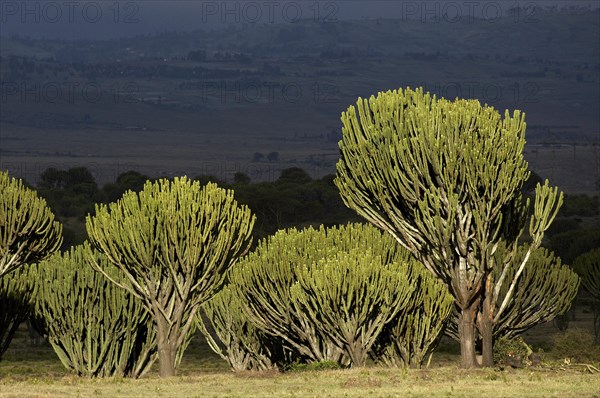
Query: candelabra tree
[
  {"left": 334, "top": 87, "right": 562, "bottom": 367},
  {"left": 86, "top": 178, "right": 255, "bottom": 377},
  {"left": 31, "top": 245, "right": 157, "bottom": 377},
  {"left": 574, "top": 248, "right": 600, "bottom": 342},
  {"left": 231, "top": 223, "right": 411, "bottom": 365},
  {"left": 0, "top": 171, "right": 62, "bottom": 277}
]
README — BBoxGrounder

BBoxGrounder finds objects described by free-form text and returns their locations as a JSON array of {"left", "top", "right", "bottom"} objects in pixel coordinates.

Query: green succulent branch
[{"left": 0, "top": 171, "right": 62, "bottom": 277}]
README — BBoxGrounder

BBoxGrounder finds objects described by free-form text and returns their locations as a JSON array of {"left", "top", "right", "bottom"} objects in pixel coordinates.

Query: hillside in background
[{"left": 1, "top": 9, "right": 598, "bottom": 191}]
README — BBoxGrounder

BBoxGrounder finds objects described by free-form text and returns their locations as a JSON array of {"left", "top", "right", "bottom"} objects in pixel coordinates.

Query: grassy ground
[
  {"left": 1, "top": 314, "right": 599, "bottom": 398},
  {"left": 0, "top": 366, "right": 599, "bottom": 398}
]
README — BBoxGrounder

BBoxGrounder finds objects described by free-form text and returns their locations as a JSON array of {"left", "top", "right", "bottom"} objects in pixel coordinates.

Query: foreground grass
[
  {"left": 1, "top": 317, "right": 599, "bottom": 398},
  {"left": 1, "top": 366, "right": 599, "bottom": 398}
]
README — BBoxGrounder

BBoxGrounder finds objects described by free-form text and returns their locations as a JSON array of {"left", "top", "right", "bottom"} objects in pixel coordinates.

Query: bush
[
  {"left": 290, "top": 248, "right": 414, "bottom": 367},
  {"left": 574, "top": 249, "right": 600, "bottom": 342},
  {"left": 493, "top": 336, "right": 532, "bottom": 367},
  {"left": 550, "top": 329, "right": 600, "bottom": 362}
]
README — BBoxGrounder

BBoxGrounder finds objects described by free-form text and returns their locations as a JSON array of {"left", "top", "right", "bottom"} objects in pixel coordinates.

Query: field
[
  {"left": 1, "top": 309, "right": 599, "bottom": 398},
  {"left": 1, "top": 366, "right": 598, "bottom": 398}
]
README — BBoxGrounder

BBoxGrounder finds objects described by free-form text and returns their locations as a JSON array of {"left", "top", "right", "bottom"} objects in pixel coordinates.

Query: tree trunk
[
  {"left": 479, "top": 292, "right": 494, "bottom": 367},
  {"left": 458, "top": 303, "right": 478, "bottom": 368},
  {"left": 156, "top": 314, "right": 177, "bottom": 377},
  {"left": 347, "top": 342, "right": 367, "bottom": 367}
]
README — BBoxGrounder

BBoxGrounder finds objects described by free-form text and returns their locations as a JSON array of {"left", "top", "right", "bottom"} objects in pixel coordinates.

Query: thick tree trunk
[
  {"left": 156, "top": 314, "right": 177, "bottom": 377},
  {"left": 458, "top": 303, "right": 478, "bottom": 368},
  {"left": 347, "top": 342, "right": 367, "bottom": 367}
]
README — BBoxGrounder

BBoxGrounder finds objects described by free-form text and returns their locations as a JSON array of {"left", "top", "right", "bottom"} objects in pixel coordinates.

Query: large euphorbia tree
[
  {"left": 334, "top": 87, "right": 563, "bottom": 367},
  {"left": 86, "top": 177, "right": 255, "bottom": 376}
]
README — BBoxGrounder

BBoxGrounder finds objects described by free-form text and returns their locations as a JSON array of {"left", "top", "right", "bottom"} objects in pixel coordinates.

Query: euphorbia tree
[
  {"left": 334, "top": 87, "right": 562, "bottom": 367},
  {"left": 86, "top": 178, "right": 255, "bottom": 376},
  {"left": 574, "top": 249, "right": 600, "bottom": 342},
  {"left": 0, "top": 171, "right": 62, "bottom": 277}
]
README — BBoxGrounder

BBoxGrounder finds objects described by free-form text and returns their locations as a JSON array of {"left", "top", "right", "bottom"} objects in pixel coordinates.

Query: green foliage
[
  {"left": 0, "top": 171, "right": 63, "bottom": 277},
  {"left": 493, "top": 336, "right": 533, "bottom": 366},
  {"left": 445, "top": 244, "right": 579, "bottom": 342},
  {"left": 550, "top": 329, "right": 600, "bottom": 362},
  {"left": 232, "top": 173, "right": 359, "bottom": 239},
  {"left": 290, "top": 249, "right": 414, "bottom": 367},
  {"left": 0, "top": 267, "right": 32, "bottom": 360},
  {"left": 373, "top": 266, "right": 454, "bottom": 368},
  {"left": 86, "top": 178, "right": 255, "bottom": 376},
  {"left": 545, "top": 218, "right": 581, "bottom": 237},
  {"left": 233, "top": 172, "right": 250, "bottom": 185},
  {"left": 574, "top": 249, "right": 600, "bottom": 300},
  {"left": 32, "top": 167, "right": 358, "bottom": 252},
  {"left": 38, "top": 167, "right": 101, "bottom": 218},
  {"left": 31, "top": 245, "right": 157, "bottom": 378},
  {"left": 276, "top": 167, "right": 312, "bottom": 185},
  {"left": 231, "top": 223, "right": 404, "bottom": 364},
  {"left": 102, "top": 170, "right": 150, "bottom": 203},
  {"left": 197, "top": 284, "right": 289, "bottom": 371}
]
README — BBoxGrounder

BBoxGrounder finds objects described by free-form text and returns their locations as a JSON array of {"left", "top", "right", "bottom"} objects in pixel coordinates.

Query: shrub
[
  {"left": 290, "top": 249, "right": 414, "bottom": 367},
  {"left": 231, "top": 223, "right": 399, "bottom": 365},
  {"left": 574, "top": 249, "right": 600, "bottom": 342},
  {"left": 493, "top": 336, "right": 532, "bottom": 367},
  {"left": 550, "top": 328, "right": 600, "bottom": 362}
]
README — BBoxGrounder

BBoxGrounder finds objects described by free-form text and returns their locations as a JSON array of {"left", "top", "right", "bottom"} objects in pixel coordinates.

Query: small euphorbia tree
[
  {"left": 0, "top": 171, "right": 62, "bottom": 277},
  {"left": 86, "top": 177, "right": 255, "bottom": 376},
  {"left": 574, "top": 249, "right": 600, "bottom": 342}
]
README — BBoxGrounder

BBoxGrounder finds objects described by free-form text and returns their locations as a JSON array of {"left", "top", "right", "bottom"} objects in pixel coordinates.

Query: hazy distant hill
[
  {"left": 1, "top": 9, "right": 598, "bottom": 190},
  {"left": 1, "top": 10, "right": 598, "bottom": 64}
]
